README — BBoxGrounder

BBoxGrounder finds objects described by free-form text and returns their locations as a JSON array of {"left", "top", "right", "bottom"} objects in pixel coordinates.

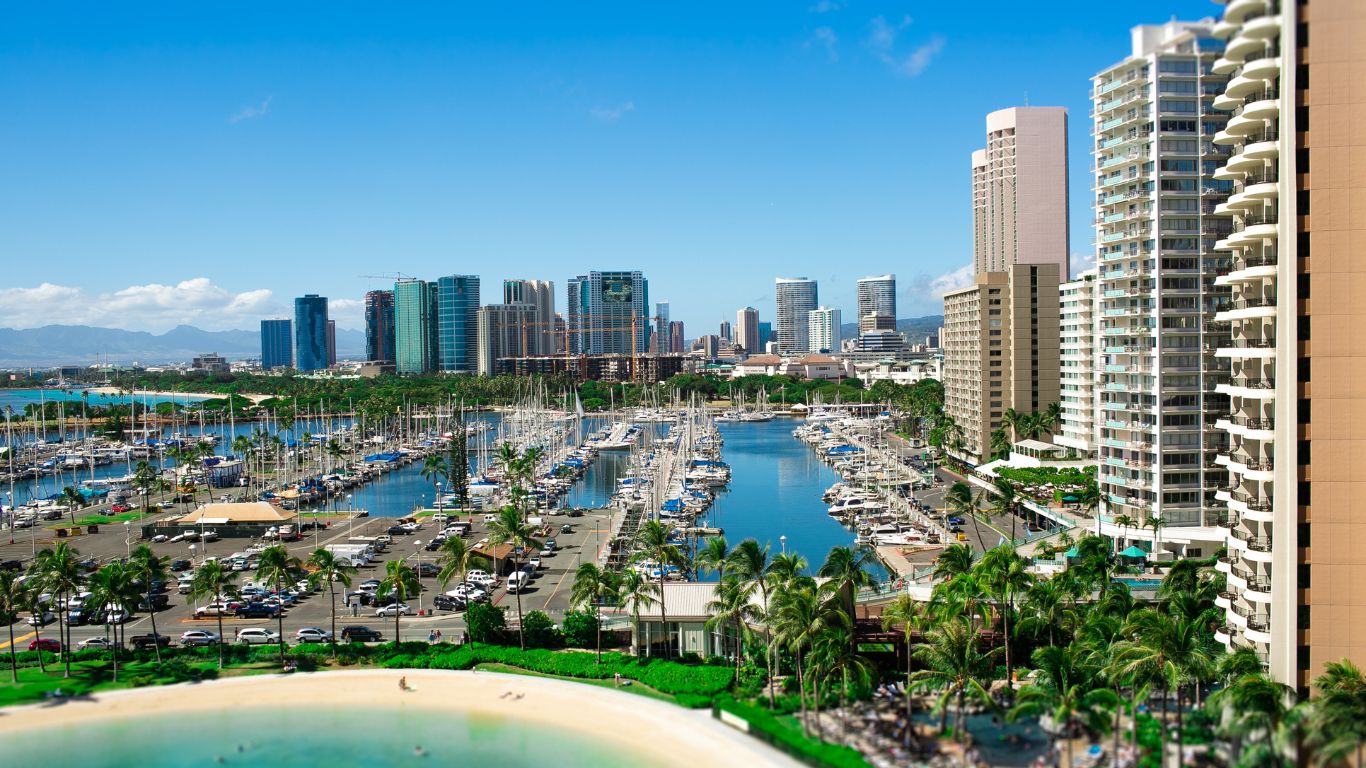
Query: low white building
[{"left": 854, "top": 356, "right": 942, "bottom": 386}]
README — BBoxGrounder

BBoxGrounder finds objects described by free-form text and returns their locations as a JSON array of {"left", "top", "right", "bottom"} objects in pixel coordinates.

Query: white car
[
  {"left": 78, "top": 636, "right": 116, "bottom": 650},
  {"left": 295, "top": 627, "right": 332, "bottom": 643},
  {"left": 447, "top": 583, "right": 487, "bottom": 603},
  {"left": 180, "top": 630, "right": 220, "bottom": 647},
  {"left": 151, "top": 534, "right": 169, "bottom": 543},
  {"left": 27, "top": 611, "right": 55, "bottom": 626},
  {"left": 236, "top": 628, "right": 281, "bottom": 645},
  {"left": 466, "top": 570, "right": 497, "bottom": 588},
  {"left": 527, "top": 556, "right": 543, "bottom": 570},
  {"left": 431, "top": 513, "right": 449, "bottom": 525},
  {"left": 374, "top": 603, "right": 410, "bottom": 618}
]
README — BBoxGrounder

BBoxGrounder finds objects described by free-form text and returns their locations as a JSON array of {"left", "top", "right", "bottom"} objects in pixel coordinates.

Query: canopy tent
[{"left": 1119, "top": 545, "right": 1149, "bottom": 559}]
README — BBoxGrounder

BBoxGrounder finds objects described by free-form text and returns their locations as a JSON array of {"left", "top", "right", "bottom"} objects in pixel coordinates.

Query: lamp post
[
  {"left": 436, "top": 481, "right": 444, "bottom": 514},
  {"left": 347, "top": 494, "right": 355, "bottom": 537},
  {"left": 123, "top": 520, "right": 132, "bottom": 558},
  {"left": 779, "top": 535, "right": 787, "bottom": 556}
]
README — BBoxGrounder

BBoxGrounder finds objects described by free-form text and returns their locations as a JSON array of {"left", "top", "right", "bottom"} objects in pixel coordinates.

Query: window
[
  {"left": 1159, "top": 99, "right": 1197, "bottom": 114},
  {"left": 1159, "top": 80, "right": 1197, "bottom": 94},
  {"left": 1159, "top": 60, "right": 1197, "bottom": 74}
]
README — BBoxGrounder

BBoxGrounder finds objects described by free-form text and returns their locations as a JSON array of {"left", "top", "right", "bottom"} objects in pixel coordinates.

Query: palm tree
[
  {"left": 1002, "top": 407, "right": 1025, "bottom": 443},
  {"left": 1113, "top": 514, "right": 1137, "bottom": 555},
  {"left": 486, "top": 506, "right": 540, "bottom": 648},
  {"left": 435, "top": 536, "right": 488, "bottom": 599},
  {"left": 85, "top": 562, "right": 137, "bottom": 682},
  {"left": 60, "top": 485, "right": 84, "bottom": 526},
  {"left": 35, "top": 541, "right": 83, "bottom": 677},
  {"left": 1041, "top": 402, "right": 1062, "bottom": 434},
  {"left": 1071, "top": 534, "right": 1115, "bottom": 599},
  {"left": 0, "top": 569, "right": 27, "bottom": 682},
  {"left": 817, "top": 545, "right": 877, "bottom": 623},
  {"left": 767, "top": 551, "right": 809, "bottom": 590},
  {"left": 127, "top": 545, "right": 169, "bottom": 662},
  {"left": 189, "top": 560, "right": 237, "bottom": 669},
  {"left": 730, "top": 539, "right": 777, "bottom": 704},
  {"left": 570, "top": 563, "right": 616, "bottom": 663},
  {"left": 933, "top": 542, "right": 978, "bottom": 584},
  {"left": 989, "top": 476, "right": 1021, "bottom": 549},
  {"left": 811, "top": 618, "right": 876, "bottom": 740},
  {"left": 420, "top": 454, "right": 449, "bottom": 509},
  {"left": 975, "top": 545, "right": 1033, "bottom": 692},
  {"left": 704, "top": 575, "right": 757, "bottom": 682},
  {"left": 630, "top": 519, "right": 686, "bottom": 659},
  {"left": 254, "top": 544, "right": 302, "bottom": 664},
  {"left": 306, "top": 548, "right": 356, "bottom": 655},
  {"left": 881, "top": 593, "right": 927, "bottom": 750},
  {"left": 772, "top": 582, "right": 843, "bottom": 735},
  {"left": 132, "top": 460, "right": 159, "bottom": 515},
  {"left": 695, "top": 536, "right": 732, "bottom": 583},
  {"left": 989, "top": 428, "right": 1011, "bottom": 460},
  {"left": 1144, "top": 514, "right": 1166, "bottom": 554},
  {"left": 1110, "top": 609, "right": 1216, "bottom": 766},
  {"left": 1018, "top": 577, "right": 1075, "bottom": 648},
  {"left": 1008, "top": 644, "right": 1119, "bottom": 768},
  {"left": 378, "top": 558, "right": 420, "bottom": 644},
  {"left": 946, "top": 481, "right": 986, "bottom": 546},
  {"left": 910, "top": 618, "right": 1001, "bottom": 743},
  {"left": 1207, "top": 672, "right": 1294, "bottom": 766},
  {"left": 617, "top": 568, "right": 658, "bottom": 652},
  {"left": 1300, "top": 660, "right": 1366, "bottom": 766}
]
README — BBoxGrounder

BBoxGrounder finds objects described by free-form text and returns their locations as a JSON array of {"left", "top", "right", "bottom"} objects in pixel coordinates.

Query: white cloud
[
  {"left": 1070, "top": 251, "right": 1097, "bottom": 276},
  {"left": 229, "top": 95, "right": 273, "bottom": 124},
  {"left": 0, "top": 278, "right": 296, "bottom": 332},
  {"left": 808, "top": 0, "right": 842, "bottom": 12},
  {"left": 327, "top": 298, "right": 365, "bottom": 331},
  {"left": 806, "top": 27, "right": 840, "bottom": 62},
  {"left": 927, "top": 264, "right": 973, "bottom": 297},
  {"left": 899, "top": 263, "right": 974, "bottom": 315},
  {"left": 864, "top": 16, "right": 943, "bottom": 78},
  {"left": 589, "top": 101, "right": 635, "bottom": 122}
]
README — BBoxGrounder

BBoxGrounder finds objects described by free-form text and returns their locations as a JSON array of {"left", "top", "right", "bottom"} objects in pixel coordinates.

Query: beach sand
[
  {"left": 0, "top": 669, "right": 799, "bottom": 767},
  {"left": 86, "top": 386, "right": 272, "bottom": 405}
]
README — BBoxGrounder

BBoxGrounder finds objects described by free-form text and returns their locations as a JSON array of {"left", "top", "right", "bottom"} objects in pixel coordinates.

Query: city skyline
[{"left": 1, "top": 1, "right": 1220, "bottom": 335}]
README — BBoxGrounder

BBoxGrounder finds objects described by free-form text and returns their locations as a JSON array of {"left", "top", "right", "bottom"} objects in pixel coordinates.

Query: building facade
[
  {"left": 293, "top": 295, "right": 329, "bottom": 372},
  {"left": 394, "top": 279, "right": 438, "bottom": 375},
  {"left": 1092, "top": 20, "right": 1234, "bottom": 549},
  {"left": 584, "top": 271, "right": 648, "bottom": 355},
  {"left": 774, "top": 277, "right": 817, "bottom": 354},
  {"left": 566, "top": 276, "right": 587, "bottom": 354},
  {"left": 476, "top": 303, "right": 538, "bottom": 376},
  {"left": 736, "top": 307, "right": 760, "bottom": 358},
  {"left": 718, "top": 320, "right": 732, "bottom": 342},
  {"left": 856, "top": 275, "right": 897, "bottom": 334},
  {"left": 364, "top": 290, "right": 396, "bottom": 363},
  {"left": 971, "top": 107, "right": 1071, "bottom": 277},
  {"left": 1056, "top": 268, "right": 1100, "bottom": 456},
  {"left": 668, "top": 321, "right": 685, "bottom": 355},
  {"left": 259, "top": 319, "right": 292, "bottom": 370},
  {"left": 1208, "top": 0, "right": 1366, "bottom": 689},
  {"left": 654, "top": 302, "right": 671, "bottom": 353},
  {"left": 503, "top": 279, "right": 555, "bottom": 355},
  {"left": 807, "top": 307, "right": 842, "bottom": 354},
  {"left": 326, "top": 320, "right": 336, "bottom": 367},
  {"left": 437, "top": 275, "right": 480, "bottom": 374}
]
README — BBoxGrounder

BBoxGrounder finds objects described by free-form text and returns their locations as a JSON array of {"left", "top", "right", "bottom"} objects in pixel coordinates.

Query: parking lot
[{"left": 1, "top": 504, "right": 617, "bottom": 652}]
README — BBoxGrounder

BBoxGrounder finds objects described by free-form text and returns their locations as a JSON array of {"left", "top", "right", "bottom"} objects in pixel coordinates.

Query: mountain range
[
  {"left": 838, "top": 315, "right": 943, "bottom": 344},
  {"left": 0, "top": 324, "right": 367, "bottom": 368}
]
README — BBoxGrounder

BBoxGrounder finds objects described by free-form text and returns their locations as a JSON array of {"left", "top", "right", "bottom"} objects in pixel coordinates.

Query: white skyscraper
[
  {"left": 971, "top": 107, "right": 1071, "bottom": 278},
  {"left": 1056, "top": 268, "right": 1099, "bottom": 457},
  {"left": 856, "top": 275, "right": 897, "bottom": 334},
  {"left": 807, "top": 307, "right": 841, "bottom": 354},
  {"left": 774, "top": 278, "right": 817, "bottom": 354}
]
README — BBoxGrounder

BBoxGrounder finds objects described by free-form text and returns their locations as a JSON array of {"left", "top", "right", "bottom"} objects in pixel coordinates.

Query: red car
[
  {"left": 110, "top": 503, "right": 133, "bottom": 514},
  {"left": 28, "top": 638, "right": 62, "bottom": 653}
]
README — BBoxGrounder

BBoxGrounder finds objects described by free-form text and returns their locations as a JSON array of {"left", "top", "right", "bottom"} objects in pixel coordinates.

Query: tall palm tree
[
  {"left": 570, "top": 563, "right": 616, "bottom": 663},
  {"left": 1113, "top": 514, "right": 1137, "bottom": 555},
  {"left": 486, "top": 506, "right": 540, "bottom": 649},
  {"left": 1144, "top": 514, "right": 1166, "bottom": 553},
  {"left": 817, "top": 545, "right": 877, "bottom": 623},
  {"left": 989, "top": 428, "right": 1011, "bottom": 460},
  {"left": 989, "top": 476, "right": 1021, "bottom": 549},
  {"left": 1207, "top": 672, "right": 1294, "bottom": 766},
  {"left": 767, "top": 551, "right": 809, "bottom": 590},
  {"left": 0, "top": 569, "right": 27, "bottom": 682},
  {"left": 730, "top": 538, "right": 777, "bottom": 705},
  {"left": 617, "top": 568, "right": 658, "bottom": 651},
  {"left": 695, "top": 536, "right": 732, "bottom": 582},
  {"left": 254, "top": 544, "right": 302, "bottom": 664},
  {"left": 60, "top": 485, "right": 84, "bottom": 526},
  {"left": 704, "top": 575, "right": 757, "bottom": 682},
  {"left": 1002, "top": 407, "right": 1025, "bottom": 443},
  {"left": 1018, "top": 577, "right": 1075, "bottom": 648},
  {"left": 85, "top": 562, "right": 137, "bottom": 682},
  {"left": 811, "top": 618, "right": 876, "bottom": 740},
  {"left": 933, "top": 542, "right": 978, "bottom": 584},
  {"left": 1110, "top": 609, "right": 1215, "bottom": 765},
  {"left": 127, "top": 544, "right": 169, "bottom": 662},
  {"left": 910, "top": 618, "right": 1001, "bottom": 742},
  {"left": 435, "top": 536, "right": 488, "bottom": 598},
  {"left": 189, "top": 560, "right": 237, "bottom": 669},
  {"left": 35, "top": 541, "right": 83, "bottom": 677},
  {"left": 420, "top": 454, "right": 449, "bottom": 509},
  {"left": 1008, "top": 644, "right": 1118, "bottom": 768},
  {"left": 773, "top": 582, "right": 844, "bottom": 736},
  {"left": 1305, "top": 659, "right": 1366, "bottom": 766},
  {"left": 881, "top": 593, "right": 928, "bottom": 750},
  {"left": 378, "top": 558, "right": 420, "bottom": 644},
  {"left": 631, "top": 519, "right": 686, "bottom": 659},
  {"left": 975, "top": 545, "right": 1033, "bottom": 692},
  {"left": 132, "top": 460, "right": 159, "bottom": 515},
  {"left": 306, "top": 548, "right": 356, "bottom": 655},
  {"left": 946, "top": 482, "right": 987, "bottom": 546}
]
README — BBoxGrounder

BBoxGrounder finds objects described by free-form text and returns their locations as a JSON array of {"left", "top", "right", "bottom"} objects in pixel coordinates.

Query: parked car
[
  {"left": 374, "top": 603, "right": 410, "bottom": 618},
  {"left": 0, "top": 559, "right": 22, "bottom": 572},
  {"left": 29, "top": 638, "right": 62, "bottom": 653},
  {"left": 295, "top": 627, "right": 332, "bottom": 643},
  {"left": 340, "top": 625, "right": 383, "bottom": 642},
  {"left": 129, "top": 633, "right": 173, "bottom": 650},
  {"left": 235, "top": 603, "right": 280, "bottom": 619},
  {"left": 527, "top": 556, "right": 543, "bottom": 570},
  {"left": 27, "top": 611, "right": 55, "bottom": 626},
  {"left": 431, "top": 594, "right": 465, "bottom": 612},
  {"left": 180, "top": 630, "right": 220, "bottom": 647},
  {"left": 236, "top": 628, "right": 280, "bottom": 645},
  {"left": 385, "top": 525, "right": 408, "bottom": 536},
  {"left": 416, "top": 562, "right": 439, "bottom": 577},
  {"left": 140, "top": 594, "right": 170, "bottom": 611},
  {"left": 78, "top": 637, "right": 117, "bottom": 650},
  {"left": 169, "top": 559, "right": 192, "bottom": 572},
  {"left": 110, "top": 503, "right": 133, "bottom": 514},
  {"left": 506, "top": 572, "right": 531, "bottom": 594},
  {"left": 466, "top": 570, "right": 496, "bottom": 588}
]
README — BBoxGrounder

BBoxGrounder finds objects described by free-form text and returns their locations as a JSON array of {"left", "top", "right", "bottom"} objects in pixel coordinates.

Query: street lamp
[
  {"left": 123, "top": 520, "right": 132, "bottom": 558},
  {"left": 779, "top": 535, "right": 787, "bottom": 555},
  {"left": 436, "top": 481, "right": 444, "bottom": 514}
]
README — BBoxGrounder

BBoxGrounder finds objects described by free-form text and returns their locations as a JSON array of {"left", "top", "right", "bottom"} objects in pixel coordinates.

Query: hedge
[{"left": 713, "top": 696, "right": 871, "bottom": 768}]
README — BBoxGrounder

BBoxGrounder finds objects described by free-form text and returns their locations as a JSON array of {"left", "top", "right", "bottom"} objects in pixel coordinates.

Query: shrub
[
  {"left": 521, "top": 611, "right": 562, "bottom": 649},
  {"left": 465, "top": 602, "right": 507, "bottom": 644},
  {"left": 560, "top": 610, "right": 598, "bottom": 649},
  {"left": 714, "top": 696, "right": 870, "bottom": 768}
]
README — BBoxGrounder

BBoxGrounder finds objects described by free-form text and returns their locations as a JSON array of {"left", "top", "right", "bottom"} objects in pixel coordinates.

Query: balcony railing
[
  {"left": 1232, "top": 252, "right": 1278, "bottom": 270},
  {"left": 1235, "top": 210, "right": 1279, "bottom": 230},
  {"left": 1247, "top": 615, "right": 1271, "bottom": 632},
  {"left": 1246, "top": 536, "right": 1272, "bottom": 553},
  {"left": 1226, "top": 338, "right": 1277, "bottom": 349},
  {"left": 1230, "top": 295, "right": 1277, "bottom": 310},
  {"left": 1232, "top": 416, "right": 1275, "bottom": 430}
]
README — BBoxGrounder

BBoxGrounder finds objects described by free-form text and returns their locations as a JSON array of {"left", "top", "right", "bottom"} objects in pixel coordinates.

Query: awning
[{"left": 1119, "top": 545, "right": 1149, "bottom": 559}]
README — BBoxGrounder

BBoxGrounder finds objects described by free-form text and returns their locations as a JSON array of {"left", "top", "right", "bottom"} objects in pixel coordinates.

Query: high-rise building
[
  {"left": 1091, "top": 20, "right": 1233, "bottom": 553},
  {"left": 503, "top": 279, "right": 555, "bottom": 355},
  {"left": 259, "top": 319, "right": 292, "bottom": 370},
  {"left": 326, "top": 320, "right": 337, "bottom": 367},
  {"left": 774, "top": 278, "right": 817, "bottom": 354},
  {"left": 584, "top": 271, "right": 648, "bottom": 355},
  {"left": 476, "top": 303, "right": 538, "bottom": 376},
  {"left": 856, "top": 275, "right": 897, "bottom": 334},
  {"left": 364, "top": 290, "right": 396, "bottom": 363},
  {"left": 718, "top": 320, "right": 732, "bottom": 342},
  {"left": 807, "top": 307, "right": 842, "bottom": 354},
  {"left": 736, "top": 307, "right": 760, "bottom": 357},
  {"left": 654, "top": 302, "right": 671, "bottom": 353},
  {"left": 758, "top": 321, "right": 772, "bottom": 351},
  {"left": 394, "top": 279, "right": 439, "bottom": 375},
  {"left": 668, "top": 321, "right": 685, "bottom": 355},
  {"left": 566, "top": 276, "right": 587, "bottom": 354},
  {"left": 437, "top": 275, "right": 480, "bottom": 374},
  {"left": 971, "top": 107, "right": 1071, "bottom": 277},
  {"left": 943, "top": 264, "right": 1060, "bottom": 462},
  {"left": 1056, "top": 269, "right": 1099, "bottom": 457},
  {"left": 1207, "top": 0, "right": 1366, "bottom": 688},
  {"left": 293, "top": 295, "right": 329, "bottom": 372}
]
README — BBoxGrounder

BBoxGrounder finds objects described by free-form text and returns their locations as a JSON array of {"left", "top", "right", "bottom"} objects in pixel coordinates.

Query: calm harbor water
[{"left": 0, "top": 703, "right": 637, "bottom": 768}]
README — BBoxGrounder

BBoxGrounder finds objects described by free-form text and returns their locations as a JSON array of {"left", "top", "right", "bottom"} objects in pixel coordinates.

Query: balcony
[{"left": 1246, "top": 536, "right": 1272, "bottom": 553}]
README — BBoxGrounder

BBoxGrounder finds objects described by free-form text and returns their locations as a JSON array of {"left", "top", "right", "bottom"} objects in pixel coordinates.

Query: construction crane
[{"left": 356, "top": 273, "right": 411, "bottom": 283}]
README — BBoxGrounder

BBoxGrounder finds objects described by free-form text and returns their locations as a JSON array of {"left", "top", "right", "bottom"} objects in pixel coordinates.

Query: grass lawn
[
  {"left": 472, "top": 662, "right": 678, "bottom": 703},
  {"left": 59, "top": 511, "right": 149, "bottom": 527}
]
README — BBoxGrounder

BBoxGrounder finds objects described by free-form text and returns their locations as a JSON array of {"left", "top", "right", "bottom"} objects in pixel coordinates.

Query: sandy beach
[
  {"left": 0, "top": 669, "right": 799, "bottom": 767},
  {"left": 86, "top": 386, "right": 273, "bottom": 405}
]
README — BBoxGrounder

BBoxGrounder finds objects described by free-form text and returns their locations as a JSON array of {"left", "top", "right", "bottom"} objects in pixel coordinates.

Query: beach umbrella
[{"left": 1119, "top": 545, "right": 1149, "bottom": 559}]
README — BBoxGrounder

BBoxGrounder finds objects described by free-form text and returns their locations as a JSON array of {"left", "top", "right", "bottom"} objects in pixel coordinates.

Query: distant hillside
[
  {"left": 0, "top": 324, "right": 366, "bottom": 367},
  {"left": 839, "top": 315, "right": 943, "bottom": 343}
]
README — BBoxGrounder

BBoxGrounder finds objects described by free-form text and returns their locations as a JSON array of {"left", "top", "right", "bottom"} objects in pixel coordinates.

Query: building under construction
[{"left": 495, "top": 354, "right": 687, "bottom": 383}]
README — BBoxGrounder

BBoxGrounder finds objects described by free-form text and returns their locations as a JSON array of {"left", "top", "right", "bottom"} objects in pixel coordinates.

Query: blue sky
[{"left": 0, "top": 1, "right": 1219, "bottom": 334}]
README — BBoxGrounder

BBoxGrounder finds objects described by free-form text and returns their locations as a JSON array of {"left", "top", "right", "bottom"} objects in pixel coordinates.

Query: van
[{"left": 506, "top": 571, "right": 530, "bottom": 594}]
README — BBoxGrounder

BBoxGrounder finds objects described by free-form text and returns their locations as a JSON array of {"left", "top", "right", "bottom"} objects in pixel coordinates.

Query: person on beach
[{"left": 399, "top": 676, "right": 407, "bottom": 691}]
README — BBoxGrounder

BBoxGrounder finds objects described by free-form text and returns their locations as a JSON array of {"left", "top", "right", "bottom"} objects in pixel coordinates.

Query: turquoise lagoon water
[
  {"left": 0, "top": 388, "right": 214, "bottom": 410},
  {"left": 0, "top": 701, "right": 637, "bottom": 768}
]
